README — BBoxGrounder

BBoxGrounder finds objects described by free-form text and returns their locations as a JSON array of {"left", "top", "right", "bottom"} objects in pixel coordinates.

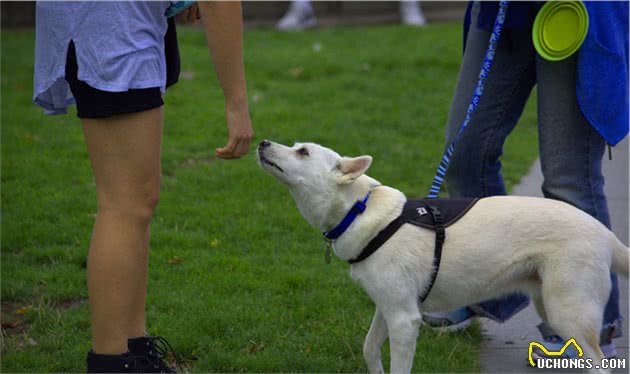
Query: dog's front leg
[
  {"left": 363, "top": 308, "right": 388, "bottom": 374},
  {"left": 385, "top": 309, "right": 422, "bottom": 374}
]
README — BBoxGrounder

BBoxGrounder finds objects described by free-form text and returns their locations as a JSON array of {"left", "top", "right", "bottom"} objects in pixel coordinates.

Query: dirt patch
[
  {"left": 1, "top": 298, "right": 86, "bottom": 335},
  {"left": 1, "top": 302, "right": 32, "bottom": 335},
  {"left": 56, "top": 298, "right": 86, "bottom": 310},
  {"left": 162, "top": 154, "right": 218, "bottom": 177},
  {"left": 179, "top": 154, "right": 217, "bottom": 168}
]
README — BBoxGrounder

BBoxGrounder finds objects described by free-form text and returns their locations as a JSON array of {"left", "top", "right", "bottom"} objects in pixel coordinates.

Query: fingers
[
  {"left": 174, "top": 4, "right": 200, "bottom": 24},
  {"left": 215, "top": 143, "right": 244, "bottom": 159},
  {"left": 216, "top": 133, "right": 253, "bottom": 160},
  {"left": 174, "top": 10, "right": 188, "bottom": 23},
  {"left": 217, "top": 104, "right": 254, "bottom": 159},
  {"left": 191, "top": 4, "right": 200, "bottom": 21},
  {"left": 215, "top": 138, "right": 237, "bottom": 159},
  {"left": 186, "top": 4, "right": 200, "bottom": 22},
  {"left": 233, "top": 136, "right": 250, "bottom": 157}
]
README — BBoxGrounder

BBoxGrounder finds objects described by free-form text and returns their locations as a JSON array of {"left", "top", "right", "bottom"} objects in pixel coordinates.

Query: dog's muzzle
[{"left": 257, "top": 140, "right": 284, "bottom": 173}]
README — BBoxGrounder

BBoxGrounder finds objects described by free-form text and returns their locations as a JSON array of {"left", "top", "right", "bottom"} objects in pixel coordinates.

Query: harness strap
[
  {"left": 419, "top": 205, "right": 445, "bottom": 303},
  {"left": 348, "top": 203, "right": 446, "bottom": 305},
  {"left": 348, "top": 216, "right": 405, "bottom": 264}
]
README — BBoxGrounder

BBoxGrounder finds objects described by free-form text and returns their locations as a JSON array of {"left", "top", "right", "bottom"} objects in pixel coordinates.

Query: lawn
[{"left": 2, "top": 22, "right": 538, "bottom": 373}]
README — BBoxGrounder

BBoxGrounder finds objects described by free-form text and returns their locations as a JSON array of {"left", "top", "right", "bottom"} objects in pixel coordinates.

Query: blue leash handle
[{"left": 427, "top": 1, "right": 509, "bottom": 198}]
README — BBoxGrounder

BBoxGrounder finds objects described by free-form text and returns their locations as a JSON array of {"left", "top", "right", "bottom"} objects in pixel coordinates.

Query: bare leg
[
  {"left": 82, "top": 108, "right": 163, "bottom": 354},
  {"left": 363, "top": 308, "right": 388, "bottom": 374}
]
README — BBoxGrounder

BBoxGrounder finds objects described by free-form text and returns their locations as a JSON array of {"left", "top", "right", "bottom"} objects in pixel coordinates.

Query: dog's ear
[{"left": 337, "top": 156, "right": 372, "bottom": 184}]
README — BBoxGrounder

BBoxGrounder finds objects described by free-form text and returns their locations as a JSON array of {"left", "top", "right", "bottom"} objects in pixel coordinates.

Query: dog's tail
[{"left": 611, "top": 234, "right": 629, "bottom": 276}]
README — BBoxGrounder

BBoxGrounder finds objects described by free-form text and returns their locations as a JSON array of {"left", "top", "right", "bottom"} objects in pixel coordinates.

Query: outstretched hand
[{"left": 216, "top": 102, "right": 253, "bottom": 159}]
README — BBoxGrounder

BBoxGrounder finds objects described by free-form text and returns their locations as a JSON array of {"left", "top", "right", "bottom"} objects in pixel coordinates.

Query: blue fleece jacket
[{"left": 464, "top": 1, "right": 628, "bottom": 146}]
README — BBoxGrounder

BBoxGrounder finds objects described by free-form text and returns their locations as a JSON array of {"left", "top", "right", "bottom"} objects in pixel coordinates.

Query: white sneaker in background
[
  {"left": 400, "top": 1, "right": 427, "bottom": 27},
  {"left": 276, "top": 1, "right": 317, "bottom": 31}
]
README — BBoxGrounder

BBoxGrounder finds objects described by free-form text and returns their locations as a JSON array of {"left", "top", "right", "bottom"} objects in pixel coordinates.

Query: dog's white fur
[{"left": 257, "top": 140, "right": 629, "bottom": 374}]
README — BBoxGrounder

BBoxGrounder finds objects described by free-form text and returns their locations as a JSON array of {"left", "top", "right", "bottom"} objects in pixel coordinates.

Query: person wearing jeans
[{"left": 423, "top": 1, "right": 627, "bottom": 359}]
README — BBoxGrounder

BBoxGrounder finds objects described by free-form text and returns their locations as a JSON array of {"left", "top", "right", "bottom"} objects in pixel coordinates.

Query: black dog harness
[{"left": 347, "top": 197, "right": 479, "bottom": 302}]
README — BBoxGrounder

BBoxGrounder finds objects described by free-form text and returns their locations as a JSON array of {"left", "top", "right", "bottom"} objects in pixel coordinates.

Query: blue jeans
[{"left": 443, "top": 4, "right": 622, "bottom": 337}]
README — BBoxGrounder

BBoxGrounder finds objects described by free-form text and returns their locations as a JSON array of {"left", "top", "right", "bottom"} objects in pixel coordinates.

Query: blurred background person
[{"left": 277, "top": 0, "right": 427, "bottom": 30}]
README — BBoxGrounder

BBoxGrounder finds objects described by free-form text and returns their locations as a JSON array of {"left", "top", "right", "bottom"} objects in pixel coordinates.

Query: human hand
[
  {"left": 216, "top": 101, "right": 253, "bottom": 159},
  {"left": 174, "top": 3, "right": 200, "bottom": 24}
]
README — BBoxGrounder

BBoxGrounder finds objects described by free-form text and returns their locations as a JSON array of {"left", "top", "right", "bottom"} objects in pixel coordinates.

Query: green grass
[{"left": 2, "top": 23, "right": 538, "bottom": 373}]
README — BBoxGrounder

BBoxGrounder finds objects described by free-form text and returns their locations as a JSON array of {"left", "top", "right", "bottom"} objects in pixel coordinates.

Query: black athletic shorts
[{"left": 65, "top": 18, "right": 180, "bottom": 119}]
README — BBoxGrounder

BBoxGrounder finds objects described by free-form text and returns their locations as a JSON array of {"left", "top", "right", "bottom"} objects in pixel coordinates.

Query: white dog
[{"left": 256, "top": 140, "right": 629, "bottom": 374}]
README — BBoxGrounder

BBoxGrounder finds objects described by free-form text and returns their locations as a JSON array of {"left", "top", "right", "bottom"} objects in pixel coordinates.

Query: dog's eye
[{"left": 296, "top": 147, "right": 309, "bottom": 157}]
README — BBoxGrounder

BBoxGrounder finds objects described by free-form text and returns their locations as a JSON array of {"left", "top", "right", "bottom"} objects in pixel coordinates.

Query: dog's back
[{"left": 359, "top": 195, "right": 626, "bottom": 313}]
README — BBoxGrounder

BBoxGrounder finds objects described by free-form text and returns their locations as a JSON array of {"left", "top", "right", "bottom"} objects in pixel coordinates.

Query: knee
[
  {"left": 97, "top": 176, "right": 161, "bottom": 224},
  {"left": 444, "top": 167, "right": 468, "bottom": 196},
  {"left": 444, "top": 145, "right": 493, "bottom": 197},
  {"left": 540, "top": 169, "right": 585, "bottom": 204},
  {"left": 540, "top": 177, "right": 609, "bottom": 226},
  {"left": 387, "top": 314, "right": 421, "bottom": 343},
  {"left": 132, "top": 184, "right": 160, "bottom": 223},
  {"left": 444, "top": 160, "right": 482, "bottom": 197}
]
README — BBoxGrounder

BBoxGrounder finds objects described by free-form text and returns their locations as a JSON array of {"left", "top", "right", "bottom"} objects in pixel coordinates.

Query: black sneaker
[
  {"left": 128, "top": 336, "right": 178, "bottom": 373},
  {"left": 86, "top": 350, "right": 137, "bottom": 373}
]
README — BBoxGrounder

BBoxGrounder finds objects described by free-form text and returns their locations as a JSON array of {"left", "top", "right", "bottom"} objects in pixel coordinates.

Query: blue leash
[{"left": 427, "top": 1, "right": 509, "bottom": 198}]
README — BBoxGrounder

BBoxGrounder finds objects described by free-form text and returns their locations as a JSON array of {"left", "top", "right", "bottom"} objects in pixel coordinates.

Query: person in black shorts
[{"left": 35, "top": 3, "right": 253, "bottom": 372}]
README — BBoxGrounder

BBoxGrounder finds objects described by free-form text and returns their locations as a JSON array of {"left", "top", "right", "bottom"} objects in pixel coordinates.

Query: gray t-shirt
[{"left": 33, "top": 1, "right": 170, "bottom": 114}]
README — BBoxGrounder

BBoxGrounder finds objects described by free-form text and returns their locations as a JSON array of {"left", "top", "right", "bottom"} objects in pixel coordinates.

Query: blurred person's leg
[
  {"left": 82, "top": 108, "right": 163, "bottom": 354},
  {"left": 443, "top": 19, "right": 536, "bottom": 200},
  {"left": 277, "top": 0, "right": 316, "bottom": 31},
  {"left": 536, "top": 53, "right": 622, "bottom": 358},
  {"left": 400, "top": 1, "right": 426, "bottom": 26},
  {"left": 424, "top": 3, "right": 536, "bottom": 328}
]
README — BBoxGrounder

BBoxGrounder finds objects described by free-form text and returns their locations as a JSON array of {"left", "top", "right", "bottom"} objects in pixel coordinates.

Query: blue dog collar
[{"left": 324, "top": 192, "right": 371, "bottom": 240}]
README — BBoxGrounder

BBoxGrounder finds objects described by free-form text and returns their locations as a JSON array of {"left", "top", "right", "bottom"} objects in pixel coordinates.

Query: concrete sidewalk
[{"left": 480, "top": 137, "right": 629, "bottom": 373}]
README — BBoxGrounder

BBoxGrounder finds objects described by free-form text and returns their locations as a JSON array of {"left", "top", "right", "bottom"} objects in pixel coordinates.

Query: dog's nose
[{"left": 259, "top": 140, "right": 271, "bottom": 148}]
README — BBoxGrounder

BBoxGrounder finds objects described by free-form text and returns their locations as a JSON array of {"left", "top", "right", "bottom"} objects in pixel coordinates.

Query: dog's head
[{"left": 257, "top": 140, "right": 379, "bottom": 230}]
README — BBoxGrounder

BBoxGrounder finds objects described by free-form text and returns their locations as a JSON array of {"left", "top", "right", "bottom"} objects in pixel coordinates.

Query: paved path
[{"left": 480, "top": 137, "right": 629, "bottom": 373}]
